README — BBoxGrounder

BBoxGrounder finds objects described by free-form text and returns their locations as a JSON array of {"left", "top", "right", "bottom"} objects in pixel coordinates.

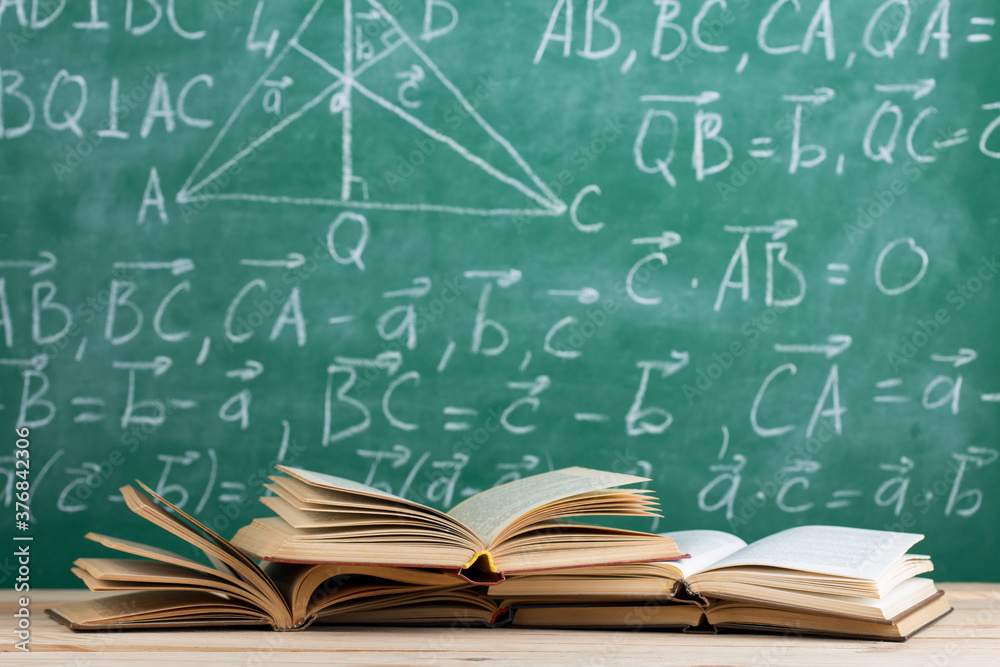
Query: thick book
[
  {"left": 47, "top": 469, "right": 951, "bottom": 640},
  {"left": 47, "top": 465, "right": 682, "bottom": 631},
  {"left": 486, "top": 526, "right": 952, "bottom": 641},
  {"left": 230, "top": 465, "right": 684, "bottom": 583},
  {"left": 501, "top": 593, "right": 951, "bottom": 641},
  {"left": 46, "top": 483, "right": 481, "bottom": 631}
]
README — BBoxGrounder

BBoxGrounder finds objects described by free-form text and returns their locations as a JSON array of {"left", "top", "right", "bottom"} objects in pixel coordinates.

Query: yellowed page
[
  {"left": 77, "top": 558, "right": 233, "bottom": 585},
  {"left": 72, "top": 559, "right": 268, "bottom": 608},
  {"left": 277, "top": 465, "right": 407, "bottom": 501},
  {"left": 85, "top": 533, "right": 241, "bottom": 582},
  {"left": 48, "top": 590, "right": 263, "bottom": 625},
  {"left": 699, "top": 576, "right": 938, "bottom": 621},
  {"left": 268, "top": 476, "right": 425, "bottom": 511},
  {"left": 124, "top": 483, "right": 293, "bottom": 627},
  {"left": 232, "top": 517, "right": 475, "bottom": 568},
  {"left": 446, "top": 467, "right": 650, "bottom": 546},
  {"left": 276, "top": 466, "right": 478, "bottom": 542},
  {"left": 124, "top": 485, "right": 271, "bottom": 589}
]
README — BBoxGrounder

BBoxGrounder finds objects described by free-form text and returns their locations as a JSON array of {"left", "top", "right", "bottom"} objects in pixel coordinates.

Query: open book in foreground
[
  {"left": 230, "top": 465, "right": 683, "bottom": 583},
  {"left": 46, "top": 464, "right": 950, "bottom": 640},
  {"left": 46, "top": 483, "right": 490, "bottom": 631},
  {"left": 48, "top": 465, "right": 682, "bottom": 631},
  {"left": 488, "top": 526, "right": 952, "bottom": 641}
]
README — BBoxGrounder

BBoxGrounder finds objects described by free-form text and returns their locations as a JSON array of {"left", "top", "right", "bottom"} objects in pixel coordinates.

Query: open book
[
  {"left": 46, "top": 483, "right": 483, "bottom": 631},
  {"left": 46, "top": 468, "right": 950, "bottom": 640},
  {"left": 47, "top": 465, "right": 682, "bottom": 631},
  {"left": 230, "top": 465, "right": 683, "bottom": 583},
  {"left": 488, "top": 526, "right": 951, "bottom": 641}
]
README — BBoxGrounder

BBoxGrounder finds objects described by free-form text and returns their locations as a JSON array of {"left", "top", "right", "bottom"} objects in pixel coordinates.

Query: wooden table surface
[{"left": 2, "top": 584, "right": 998, "bottom": 665}]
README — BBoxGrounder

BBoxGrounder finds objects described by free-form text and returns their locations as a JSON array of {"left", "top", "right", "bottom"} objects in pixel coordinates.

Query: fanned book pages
[
  {"left": 46, "top": 483, "right": 494, "bottom": 632},
  {"left": 46, "top": 464, "right": 681, "bottom": 631},
  {"left": 46, "top": 467, "right": 950, "bottom": 640},
  {"left": 489, "top": 526, "right": 952, "bottom": 641},
  {"left": 230, "top": 465, "right": 684, "bottom": 583}
]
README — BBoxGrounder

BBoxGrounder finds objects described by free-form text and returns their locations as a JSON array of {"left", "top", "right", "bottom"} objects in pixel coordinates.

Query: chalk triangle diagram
[{"left": 176, "top": 0, "right": 566, "bottom": 218}]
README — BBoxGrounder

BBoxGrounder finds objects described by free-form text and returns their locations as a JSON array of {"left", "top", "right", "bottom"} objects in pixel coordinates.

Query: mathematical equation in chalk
[
  {"left": 627, "top": 85, "right": 1000, "bottom": 192},
  {"left": 4, "top": 0, "right": 999, "bottom": 214},
  {"left": 2, "top": 0, "right": 998, "bottom": 534},
  {"left": 3, "top": 439, "right": 995, "bottom": 532},
  {"left": 698, "top": 426, "right": 998, "bottom": 524},
  {"left": 2, "top": 223, "right": 999, "bottom": 441},
  {"left": 534, "top": 0, "right": 997, "bottom": 69}
]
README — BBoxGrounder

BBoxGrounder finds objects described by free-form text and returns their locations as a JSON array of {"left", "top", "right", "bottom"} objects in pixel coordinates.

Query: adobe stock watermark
[
  {"left": 844, "top": 126, "right": 961, "bottom": 244},
  {"left": 671, "top": 0, "right": 751, "bottom": 74},
  {"left": 178, "top": 108, "right": 290, "bottom": 224},
  {"left": 383, "top": 75, "right": 504, "bottom": 191},
  {"left": 682, "top": 287, "right": 800, "bottom": 403},
  {"left": 510, "top": 115, "right": 624, "bottom": 234},
  {"left": 886, "top": 255, "right": 998, "bottom": 370},
  {"left": 716, "top": 96, "right": 832, "bottom": 203},
  {"left": 544, "top": 261, "right": 664, "bottom": 359},
  {"left": 724, "top": 418, "right": 840, "bottom": 530},
  {"left": 50, "top": 65, "right": 163, "bottom": 181}
]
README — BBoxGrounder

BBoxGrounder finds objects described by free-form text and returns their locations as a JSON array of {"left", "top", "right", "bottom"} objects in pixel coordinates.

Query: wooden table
[{"left": 2, "top": 585, "right": 998, "bottom": 665}]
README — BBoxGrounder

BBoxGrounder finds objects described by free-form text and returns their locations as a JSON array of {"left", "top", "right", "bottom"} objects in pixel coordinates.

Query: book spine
[
  {"left": 461, "top": 550, "right": 498, "bottom": 572},
  {"left": 673, "top": 580, "right": 710, "bottom": 608},
  {"left": 273, "top": 615, "right": 318, "bottom": 632}
]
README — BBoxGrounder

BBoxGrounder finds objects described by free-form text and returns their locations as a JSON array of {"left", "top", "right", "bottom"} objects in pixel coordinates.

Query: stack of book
[{"left": 47, "top": 465, "right": 951, "bottom": 641}]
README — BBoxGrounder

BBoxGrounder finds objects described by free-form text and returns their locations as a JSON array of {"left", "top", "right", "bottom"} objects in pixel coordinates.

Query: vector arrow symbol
[
  {"left": 774, "top": 335, "right": 853, "bottom": 359},
  {"left": 226, "top": 360, "right": 264, "bottom": 381},
  {"left": 930, "top": 348, "right": 977, "bottom": 368},
  {"left": 464, "top": 269, "right": 522, "bottom": 288},
  {"left": 632, "top": 231, "right": 682, "bottom": 250},
  {"left": 875, "top": 78, "right": 936, "bottom": 100},
  {"left": 0, "top": 251, "right": 57, "bottom": 276}
]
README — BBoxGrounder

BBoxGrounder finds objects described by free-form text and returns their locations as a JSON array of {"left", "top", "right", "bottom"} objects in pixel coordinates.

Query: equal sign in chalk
[
  {"left": 968, "top": 17, "right": 995, "bottom": 42},
  {"left": 749, "top": 137, "right": 776, "bottom": 159},
  {"left": 874, "top": 378, "right": 909, "bottom": 403},
  {"left": 825, "top": 489, "right": 863, "bottom": 510},
  {"left": 444, "top": 407, "right": 477, "bottom": 431},
  {"left": 827, "top": 263, "right": 850, "bottom": 286},
  {"left": 219, "top": 481, "right": 247, "bottom": 503}
]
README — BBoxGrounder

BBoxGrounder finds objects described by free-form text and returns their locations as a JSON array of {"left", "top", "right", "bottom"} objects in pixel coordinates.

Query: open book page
[
  {"left": 661, "top": 530, "right": 748, "bottom": 578},
  {"left": 446, "top": 467, "right": 649, "bottom": 546},
  {"left": 696, "top": 526, "right": 924, "bottom": 580},
  {"left": 84, "top": 533, "right": 245, "bottom": 584},
  {"left": 126, "top": 483, "right": 292, "bottom": 626},
  {"left": 275, "top": 466, "right": 469, "bottom": 530},
  {"left": 705, "top": 591, "right": 952, "bottom": 639},
  {"left": 47, "top": 590, "right": 269, "bottom": 627},
  {"left": 71, "top": 558, "right": 270, "bottom": 609},
  {"left": 277, "top": 466, "right": 405, "bottom": 501},
  {"left": 317, "top": 589, "right": 500, "bottom": 626}
]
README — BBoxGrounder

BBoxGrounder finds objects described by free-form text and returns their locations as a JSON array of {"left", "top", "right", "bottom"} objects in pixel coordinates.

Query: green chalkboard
[{"left": 2, "top": 0, "right": 999, "bottom": 588}]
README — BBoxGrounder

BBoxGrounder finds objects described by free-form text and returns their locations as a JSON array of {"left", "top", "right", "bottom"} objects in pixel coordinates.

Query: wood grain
[{"left": 2, "top": 584, "right": 997, "bottom": 665}]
